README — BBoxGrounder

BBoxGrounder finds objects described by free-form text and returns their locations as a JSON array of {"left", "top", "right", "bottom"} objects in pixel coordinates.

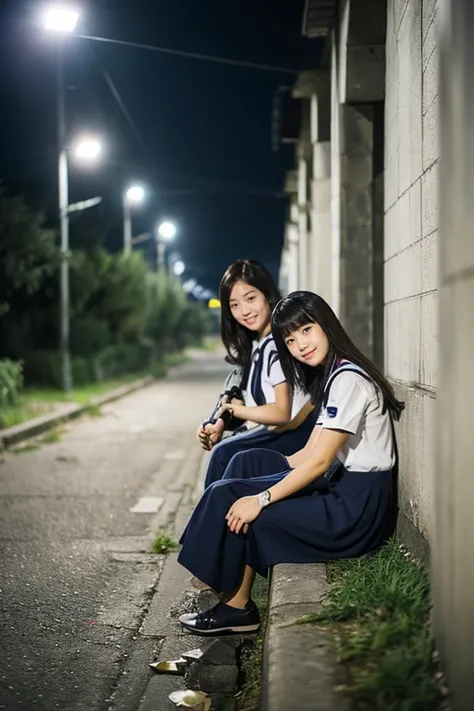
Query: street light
[
  {"left": 74, "top": 136, "right": 102, "bottom": 161},
  {"left": 156, "top": 220, "right": 177, "bottom": 270},
  {"left": 172, "top": 260, "right": 185, "bottom": 277},
  {"left": 157, "top": 221, "right": 177, "bottom": 240},
  {"left": 57, "top": 133, "right": 102, "bottom": 393},
  {"left": 123, "top": 185, "right": 146, "bottom": 255},
  {"left": 43, "top": 5, "right": 79, "bottom": 33}
]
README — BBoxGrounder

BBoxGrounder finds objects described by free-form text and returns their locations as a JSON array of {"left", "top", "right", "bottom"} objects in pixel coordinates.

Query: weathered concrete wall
[
  {"left": 384, "top": 0, "right": 439, "bottom": 540},
  {"left": 433, "top": 0, "right": 474, "bottom": 706},
  {"left": 339, "top": 103, "right": 374, "bottom": 358}
]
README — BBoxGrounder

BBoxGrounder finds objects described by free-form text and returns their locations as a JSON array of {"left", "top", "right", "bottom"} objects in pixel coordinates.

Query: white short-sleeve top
[
  {"left": 244, "top": 334, "right": 309, "bottom": 420},
  {"left": 316, "top": 360, "right": 395, "bottom": 472}
]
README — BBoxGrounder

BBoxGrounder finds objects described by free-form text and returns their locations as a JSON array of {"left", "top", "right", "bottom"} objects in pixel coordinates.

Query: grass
[
  {"left": 297, "top": 539, "right": 444, "bottom": 710},
  {"left": 0, "top": 374, "right": 143, "bottom": 429},
  {"left": 151, "top": 532, "right": 179, "bottom": 554},
  {"left": 235, "top": 575, "right": 269, "bottom": 711},
  {"left": 0, "top": 351, "right": 188, "bottom": 430}
]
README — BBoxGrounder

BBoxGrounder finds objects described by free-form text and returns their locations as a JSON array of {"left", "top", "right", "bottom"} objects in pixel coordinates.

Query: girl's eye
[
  {"left": 247, "top": 296, "right": 255, "bottom": 302},
  {"left": 286, "top": 339, "right": 294, "bottom": 346},
  {"left": 302, "top": 326, "right": 311, "bottom": 334},
  {"left": 230, "top": 303, "right": 237, "bottom": 309}
]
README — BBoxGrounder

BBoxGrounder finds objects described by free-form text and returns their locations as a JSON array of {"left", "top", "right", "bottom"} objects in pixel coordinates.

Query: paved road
[{"left": 0, "top": 352, "right": 228, "bottom": 711}]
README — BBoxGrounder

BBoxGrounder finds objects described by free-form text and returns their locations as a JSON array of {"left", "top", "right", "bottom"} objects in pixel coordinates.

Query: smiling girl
[
  {"left": 178, "top": 291, "right": 404, "bottom": 636},
  {"left": 197, "top": 261, "right": 315, "bottom": 489}
]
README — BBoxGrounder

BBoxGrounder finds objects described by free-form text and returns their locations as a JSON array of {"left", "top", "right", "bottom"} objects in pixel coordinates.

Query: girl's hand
[
  {"left": 217, "top": 402, "right": 245, "bottom": 421},
  {"left": 196, "top": 420, "right": 224, "bottom": 450},
  {"left": 226, "top": 496, "right": 262, "bottom": 534}
]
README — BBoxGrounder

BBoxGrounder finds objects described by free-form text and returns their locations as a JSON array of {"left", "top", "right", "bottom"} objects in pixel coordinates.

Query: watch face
[{"left": 259, "top": 490, "right": 270, "bottom": 507}]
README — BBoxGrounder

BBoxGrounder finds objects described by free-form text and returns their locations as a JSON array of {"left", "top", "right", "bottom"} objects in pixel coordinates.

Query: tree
[
  {"left": 0, "top": 193, "right": 59, "bottom": 318},
  {"left": 64, "top": 248, "right": 149, "bottom": 355},
  {"left": 144, "top": 270, "right": 188, "bottom": 351}
]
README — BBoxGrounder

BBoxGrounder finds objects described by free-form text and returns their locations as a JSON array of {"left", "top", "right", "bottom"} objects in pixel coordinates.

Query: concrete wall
[
  {"left": 433, "top": 0, "right": 474, "bottom": 706},
  {"left": 281, "top": 0, "right": 440, "bottom": 545},
  {"left": 384, "top": 0, "right": 439, "bottom": 540}
]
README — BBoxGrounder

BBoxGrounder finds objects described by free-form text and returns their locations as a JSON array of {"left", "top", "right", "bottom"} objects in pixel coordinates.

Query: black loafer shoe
[{"left": 179, "top": 600, "right": 260, "bottom": 636}]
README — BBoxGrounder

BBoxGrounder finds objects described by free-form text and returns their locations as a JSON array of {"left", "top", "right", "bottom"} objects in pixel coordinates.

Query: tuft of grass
[
  {"left": 151, "top": 532, "right": 179, "bottom": 555},
  {"left": 82, "top": 403, "right": 102, "bottom": 418},
  {"left": 297, "top": 538, "right": 443, "bottom": 710},
  {"left": 235, "top": 575, "right": 269, "bottom": 711},
  {"left": 41, "top": 429, "right": 62, "bottom": 444}
]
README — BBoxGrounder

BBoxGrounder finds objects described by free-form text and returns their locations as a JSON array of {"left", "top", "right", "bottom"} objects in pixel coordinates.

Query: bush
[
  {"left": 72, "top": 357, "right": 95, "bottom": 386},
  {"left": 22, "top": 350, "right": 95, "bottom": 388},
  {"left": 94, "top": 343, "right": 156, "bottom": 381},
  {"left": 70, "top": 317, "right": 111, "bottom": 357},
  {"left": 0, "top": 359, "right": 24, "bottom": 408},
  {"left": 22, "top": 351, "right": 62, "bottom": 388}
]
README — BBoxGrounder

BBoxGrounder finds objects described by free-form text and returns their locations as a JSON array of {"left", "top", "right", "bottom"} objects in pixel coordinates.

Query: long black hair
[
  {"left": 219, "top": 260, "right": 281, "bottom": 367},
  {"left": 271, "top": 291, "right": 404, "bottom": 421}
]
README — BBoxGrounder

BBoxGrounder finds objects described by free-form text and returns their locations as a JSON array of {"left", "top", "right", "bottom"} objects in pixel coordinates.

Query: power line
[
  {"left": 74, "top": 33, "right": 298, "bottom": 75},
  {"left": 83, "top": 51, "right": 286, "bottom": 198},
  {"left": 100, "top": 66, "right": 153, "bottom": 163}
]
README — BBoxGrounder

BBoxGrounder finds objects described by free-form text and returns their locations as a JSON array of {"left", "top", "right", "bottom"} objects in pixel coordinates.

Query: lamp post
[
  {"left": 59, "top": 135, "right": 102, "bottom": 393},
  {"left": 123, "top": 185, "right": 145, "bottom": 255},
  {"left": 44, "top": 5, "right": 105, "bottom": 392},
  {"left": 156, "top": 220, "right": 177, "bottom": 271}
]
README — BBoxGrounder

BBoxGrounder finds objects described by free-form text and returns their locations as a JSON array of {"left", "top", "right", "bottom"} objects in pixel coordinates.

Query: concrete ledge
[
  {"left": 0, "top": 376, "right": 154, "bottom": 450},
  {"left": 262, "top": 563, "right": 351, "bottom": 711}
]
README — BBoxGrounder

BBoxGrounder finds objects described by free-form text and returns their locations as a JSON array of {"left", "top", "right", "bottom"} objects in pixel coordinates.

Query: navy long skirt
[
  {"left": 204, "top": 409, "right": 318, "bottom": 488},
  {"left": 178, "top": 450, "right": 394, "bottom": 594}
]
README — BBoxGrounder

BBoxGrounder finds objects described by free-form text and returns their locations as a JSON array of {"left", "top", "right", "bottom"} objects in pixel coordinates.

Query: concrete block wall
[{"left": 384, "top": 0, "right": 439, "bottom": 540}]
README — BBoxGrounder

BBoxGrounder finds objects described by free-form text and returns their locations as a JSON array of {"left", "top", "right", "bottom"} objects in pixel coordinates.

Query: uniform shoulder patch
[{"left": 326, "top": 406, "right": 338, "bottom": 418}]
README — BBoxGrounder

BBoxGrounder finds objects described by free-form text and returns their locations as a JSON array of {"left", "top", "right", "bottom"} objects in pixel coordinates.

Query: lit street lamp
[
  {"left": 43, "top": 5, "right": 79, "bottom": 33},
  {"left": 156, "top": 220, "right": 177, "bottom": 270},
  {"left": 58, "top": 134, "right": 102, "bottom": 392},
  {"left": 44, "top": 7, "right": 103, "bottom": 392},
  {"left": 74, "top": 136, "right": 102, "bottom": 161},
  {"left": 123, "top": 185, "right": 145, "bottom": 255},
  {"left": 172, "top": 260, "right": 185, "bottom": 277}
]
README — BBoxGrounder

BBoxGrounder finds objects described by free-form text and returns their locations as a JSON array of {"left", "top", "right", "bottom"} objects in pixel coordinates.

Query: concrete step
[{"left": 262, "top": 563, "right": 351, "bottom": 711}]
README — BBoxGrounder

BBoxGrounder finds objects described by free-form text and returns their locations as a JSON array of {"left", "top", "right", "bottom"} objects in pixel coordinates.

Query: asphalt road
[{"left": 0, "top": 351, "right": 228, "bottom": 711}]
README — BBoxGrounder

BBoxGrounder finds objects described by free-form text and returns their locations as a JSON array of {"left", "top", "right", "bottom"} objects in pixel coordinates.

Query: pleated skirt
[{"left": 179, "top": 449, "right": 394, "bottom": 593}]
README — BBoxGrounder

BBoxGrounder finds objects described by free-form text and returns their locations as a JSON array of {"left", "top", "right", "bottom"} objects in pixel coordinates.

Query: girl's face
[
  {"left": 229, "top": 280, "right": 271, "bottom": 337},
  {"left": 284, "top": 323, "right": 330, "bottom": 367}
]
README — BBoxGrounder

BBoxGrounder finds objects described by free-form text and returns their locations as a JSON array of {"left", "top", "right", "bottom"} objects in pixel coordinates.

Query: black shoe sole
[{"left": 180, "top": 621, "right": 260, "bottom": 637}]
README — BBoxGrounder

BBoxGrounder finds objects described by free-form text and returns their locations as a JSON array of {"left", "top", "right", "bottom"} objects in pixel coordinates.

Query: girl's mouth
[
  {"left": 245, "top": 317, "right": 257, "bottom": 326},
  {"left": 302, "top": 349, "right": 316, "bottom": 360}
]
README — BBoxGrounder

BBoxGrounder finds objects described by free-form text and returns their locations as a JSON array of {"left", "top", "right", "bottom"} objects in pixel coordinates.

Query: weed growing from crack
[{"left": 151, "top": 532, "right": 179, "bottom": 555}]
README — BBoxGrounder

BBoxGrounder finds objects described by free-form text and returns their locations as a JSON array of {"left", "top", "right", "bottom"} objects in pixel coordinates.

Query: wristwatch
[{"left": 257, "top": 490, "right": 271, "bottom": 508}]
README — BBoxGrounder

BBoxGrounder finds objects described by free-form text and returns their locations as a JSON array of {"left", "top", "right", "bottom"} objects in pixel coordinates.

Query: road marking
[{"left": 129, "top": 497, "right": 164, "bottom": 514}]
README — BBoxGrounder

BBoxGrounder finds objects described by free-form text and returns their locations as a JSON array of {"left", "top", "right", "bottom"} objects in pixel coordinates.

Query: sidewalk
[
  {"left": 0, "top": 376, "right": 154, "bottom": 450},
  {"left": 107, "top": 447, "right": 209, "bottom": 711}
]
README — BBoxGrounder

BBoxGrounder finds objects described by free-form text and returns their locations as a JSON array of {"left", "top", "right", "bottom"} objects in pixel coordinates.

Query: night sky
[{"left": 0, "top": 0, "right": 317, "bottom": 292}]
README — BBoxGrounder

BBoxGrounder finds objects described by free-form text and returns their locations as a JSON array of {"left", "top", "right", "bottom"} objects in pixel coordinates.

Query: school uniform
[
  {"left": 179, "top": 360, "right": 396, "bottom": 596},
  {"left": 204, "top": 333, "right": 315, "bottom": 488}
]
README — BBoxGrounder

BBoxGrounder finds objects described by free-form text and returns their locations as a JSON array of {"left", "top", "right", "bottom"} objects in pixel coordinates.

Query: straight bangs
[
  {"left": 271, "top": 294, "right": 322, "bottom": 396},
  {"left": 272, "top": 298, "right": 317, "bottom": 342}
]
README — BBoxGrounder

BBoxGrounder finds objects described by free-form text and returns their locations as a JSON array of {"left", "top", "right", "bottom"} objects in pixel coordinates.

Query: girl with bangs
[
  {"left": 178, "top": 291, "right": 404, "bottom": 636},
  {"left": 197, "top": 260, "right": 316, "bottom": 490}
]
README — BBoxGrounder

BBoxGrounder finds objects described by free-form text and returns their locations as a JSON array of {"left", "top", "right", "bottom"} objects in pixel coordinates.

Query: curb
[
  {"left": 262, "top": 562, "right": 351, "bottom": 711},
  {"left": 0, "top": 376, "right": 155, "bottom": 451}
]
